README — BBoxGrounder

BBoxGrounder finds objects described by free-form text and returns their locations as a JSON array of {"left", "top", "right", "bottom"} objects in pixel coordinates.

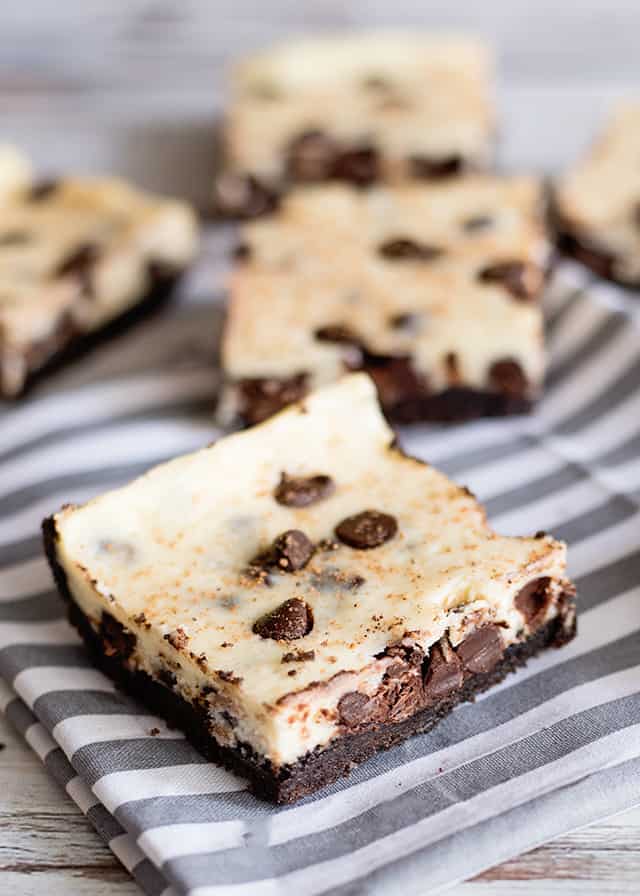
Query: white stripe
[
  {"left": 569, "top": 511, "right": 640, "bottom": 579},
  {"left": 189, "top": 727, "right": 640, "bottom": 896},
  {"left": 546, "top": 289, "right": 609, "bottom": 367},
  {"left": 13, "top": 666, "right": 114, "bottom": 707},
  {"left": 0, "top": 678, "right": 16, "bottom": 710},
  {"left": 53, "top": 714, "right": 183, "bottom": 756},
  {"left": 0, "top": 618, "right": 78, "bottom": 648},
  {"left": 0, "top": 555, "right": 51, "bottom": 600},
  {"left": 0, "top": 485, "right": 109, "bottom": 546},
  {"left": 66, "top": 774, "right": 100, "bottom": 814},
  {"left": 24, "top": 721, "right": 57, "bottom": 760},
  {"left": 463, "top": 445, "right": 562, "bottom": 503},
  {"left": 109, "top": 832, "right": 146, "bottom": 872},
  {"left": 597, "top": 455, "right": 640, "bottom": 496},
  {"left": 490, "top": 477, "right": 605, "bottom": 536},
  {"left": 92, "top": 762, "right": 246, "bottom": 814},
  {"left": 547, "top": 388, "right": 640, "bottom": 462},
  {"left": 139, "top": 818, "right": 246, "bottom": 864}
]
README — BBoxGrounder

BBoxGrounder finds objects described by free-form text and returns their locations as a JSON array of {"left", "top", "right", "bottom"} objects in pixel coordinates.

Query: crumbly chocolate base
[
  {"left": 43, "top": 516, "right": 574, "bottom": 804},
  {"left": 2, "top": 266, "right": 183, "bottom": 400}
]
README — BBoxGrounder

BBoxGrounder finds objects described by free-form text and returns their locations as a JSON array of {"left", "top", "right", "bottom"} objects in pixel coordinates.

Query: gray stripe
[
  {"left": 434, "top": 434, "right": 533, "bottom": 478},
  {"left": 0, "top": 644, "right": 90, "bottom": 684},
  {"left": 0, "top": 590, "right": 65, "bottom": 622},
  {"left": 553, "top": 494, "right": 638, "bottom": 545},
  {"left": 554, "top": 355, "right": 640, "bottom": 435},
  {"left": 74, "top": 738, "right": 206, "bottom": 787},
  {"left": 88, "top": 802, "right": 127, "bottom": 843},
  {"left": 165, "top": 693, "right": 640, "bottom": 887},
  {"left": 3, "top": 695, "right": 38, "bottom": 736},
  {"left": 132, "top": 858, "right": 172, "bottom": 896},
  {"left": 484, "top": 460, "right": 587, "bottom": 518},
  {"left": 544, "top": 286, "right": 585, "bottom": 336},
  {"left": 33, "top": 690, "right": 144, "bottom": 728},
  {"left": 575, "top": 548, "right": 640, "bottom": 613},
  {"left": 596, "top": 429, "right": 640, "bottom": 467},
  {"left": 546, "top": 312, "right": 626, "bottom": 388},
  {"left": 44, "top": 745, "right": 78, "bottom": 788}
]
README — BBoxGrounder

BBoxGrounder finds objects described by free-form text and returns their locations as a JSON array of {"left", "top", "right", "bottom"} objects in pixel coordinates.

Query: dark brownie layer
[
  {"left": 44, "top": 515, "right": 575, "bottom": 804},
  {"left": 2, "top": 265, "right": 182, "bottom": 400}
]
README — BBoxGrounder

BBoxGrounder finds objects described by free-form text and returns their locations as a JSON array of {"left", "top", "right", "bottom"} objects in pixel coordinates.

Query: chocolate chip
[
  {"left": 29, "top": 178, "right": 59, "bottom": 201},
  {"left": 388, "top": 311, "right": 422, "bottom": 333},
  {"left": 287, "top": 130, "right": 338, "bottom": 182},
  {"left": 335, "top": 509, "right": 398, "bottom": 549},
  {"left": 478, "top": 260, "right": 538, "bottom": 301},
  {"left": 281, "top": 649, "right": 315, "bottom": 663},
  {"left": 514, "top": 576, "right": 552, "bottom": 627},
  {"left": 253, "top": 597, "right": 314, "bottom": 640},
  {"left": 332, "top": 146, "right": 379, "bottom": 186},
  {"left": 554, "top": 587, "right": 577, "bottom": 645},
  {"left": 410, "top": 155, "right": 463, "bottom": 179},
  {"left": 272, "top": 530, "right": 314, "bottom": 571},
  {"left": 456, "top": 625, "right": 503, "bottom": 674},
  {"left": 423, "top": 639, "right": 464, "bottom": 700},
  {"left": 232, "top": 243, "right": 251, "bottom": 262},
  {"left": 378, "top": 238, "right": 443, "bottom": 261},
  {"left": 463, "top": 214, "right": 493, "bottom": 233},
  {"left": 314, "top": 324, "right": 359, "bottom": 344},
  {"left": 337, "top": 691, "right": 372, "bottom": 726},
  {"left": 213, "top": 173, "right": 278, "bottom": 219},
  {"left": 237, "top": 373, "right": 308, "bottom": 426},
  {"left": 274, "top": 472, "right": 335, "bottom": 507},
  {"left": 0, "top": 230, "right": 31, "bottom": 247},
  {"left": 357, "top": 353, "right": 426, "bottom": 408},
  {"left": 56, "top": 242, "right": 100, "bottom": 297},
  {"left": 489, "top": 359, "right": 529, "bottom": 398},
  {"left": 99, "top": 612, "right": 136, "bottom": 660}
]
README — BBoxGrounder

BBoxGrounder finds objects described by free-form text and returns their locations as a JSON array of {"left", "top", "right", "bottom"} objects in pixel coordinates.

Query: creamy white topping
[
  {"left": 224, "top": 32, "right": 494, "bottom": 182},
  {"left": 51, "top": 375, "right": 569, "bottom": 766},
  {"left": 556, "top": 103, "right": 640, "bottom": 281}
]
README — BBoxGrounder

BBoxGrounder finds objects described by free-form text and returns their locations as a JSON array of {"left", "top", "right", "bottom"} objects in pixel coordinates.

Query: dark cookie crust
[
  {"left": 2, "top": 265, "right": 184, "bottom": 401},
  {"left": 43, "top": 515, "right": 575, "bottom": 805}
]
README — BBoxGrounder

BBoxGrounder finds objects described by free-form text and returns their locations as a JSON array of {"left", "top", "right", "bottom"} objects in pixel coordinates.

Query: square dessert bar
[
  {"left": 44, "top": 375, "right": 576, "bottom": 804},
  {"left": 219, "top": 176, "right": 550, "bottom": 426},
  {"left": 555, "top": 103, "right": 640, "bottom": 287},
  {"left": 213, "top": 32, "right": 495, "bottom": 217},
  {"left": 0, "top": 150, "right": 198, "bottom": 398}
]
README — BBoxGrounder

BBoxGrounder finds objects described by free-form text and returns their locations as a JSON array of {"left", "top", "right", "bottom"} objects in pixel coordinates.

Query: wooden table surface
[{"left": 2, "top": 2, "right": 640, "bottom": 893}]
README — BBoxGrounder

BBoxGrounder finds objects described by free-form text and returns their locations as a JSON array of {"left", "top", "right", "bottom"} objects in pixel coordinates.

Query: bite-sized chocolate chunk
[
  {"left": 213, "top": 173, "right": 278, "bottom": 219},
  {"left": 478, "top": 260, "right": 538, "bottom": 301},
  {"left": 332, "top": 146, "right": 379, "bottom": 186},
  {"left": 274, "top": 472, "right": 335, "bottom": 507},
  {"left": 489, "top": 358, "right": 529, "bottom": 398},
  {"left": 378, "top": 238, "right": 443, "bottom": 261},
  {"left": 271, "top": 529, "right": 315, "bottom": 571},
  {"left": 281, "top": 649, "right": 315, "bottom": 663},
  {"left": 253, "top": 597, "right": 314, "bottom": 641},
  {"left": 410, "top": 155, "right": 464, "bottom": 179},
  {"left": 56, "top": 242, "right": 100, "bottom": 297},
  {"left": 423, "top": 638, "right": 464, "bottom": 700},
  {"left": 335, "top": 509, "right": 398, "bottom": 549},
  {"left": 0, "top": 230, "right": 31, "bottom": 247},
  {"left": 357, "top": 353, "right": 426, "bottom": 409},
  {"left": 237, "top": 373, "right": 308, "bottom": 426},
  {"left": 337, "top": 691, "right": 372, "bottom": 727},
  {"left": 314, "top": 324, "right": 360, "bottom": 345},
  {"left": 514, "top": 576, "right": 552, "bottom": 627},
  {"left": 456, "top": 624, "right": 503, "bottom": 674},
  {"left": 287, "top": 130, "right": 338, "bottom": 182},
  {"left": 462, "top": 214, "right": 493, "bottom": 233},
  {"left": 28, "top": 178, "right": 60, "bottom": 201},
  {"left": 99, "top": 612, "right": 136, "bottom": 660}
]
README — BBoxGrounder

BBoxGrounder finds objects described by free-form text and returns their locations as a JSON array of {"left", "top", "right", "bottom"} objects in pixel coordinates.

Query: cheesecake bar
[
  {"left": 44, "top": 374, "right": 576, "bottom": 804},
  {"left": 555, "top": 103, "right": 640, "bottom": 286},
  {"left": 0, "top": 151, "right": 198, "bottom": 398},
  {"left": 213, "top": 32, "right": 495, "bottom": 217},
  {"left": 219, "top": 176, "right": 550, "bottom": 426}
]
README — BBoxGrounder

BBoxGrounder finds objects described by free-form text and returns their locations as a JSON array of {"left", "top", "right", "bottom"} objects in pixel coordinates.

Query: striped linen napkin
[{"left": 1, "top": 231, "right": 640, "bottom": 896}]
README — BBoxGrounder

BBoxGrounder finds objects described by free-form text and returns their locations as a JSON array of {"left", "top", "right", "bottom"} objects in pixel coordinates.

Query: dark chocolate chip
[
  {"left": 337, "top": 691, "right": 372, "bottom": 726},
  {"left": 356, "top": 353, "right": 426, "bottom": 408},
  {"left": 388, "top": 311, "right": 422, "bottom": 333},
  {"left": 274, "top": 472, "right": 335, "bottom": 507},
  {"left": 423, "top": 640, "right": 464, "bottom": 700},
  {"left": 281, "top": 649, "right": 316, "bottom": 663},
  {"left": 489, "top": 359, "right": 529, "bottom": 398},
  {"left": 99, "top": 612, "right": 136, "bottom": 660},
  {"left": 213, "top": 173, "right": 278, "bottom": 219},
  {"left": 158, "top": 667, "right": 177, "bottom": 689},
  {"left": 410, "top": 155, "right": 464, "bottom": 179},
  {"left": 378, "top": 238, "right": 443, "bottom": 261},
  {"left": 232, "top": 243, "right": 251, "bottom": 262},
  {"left": 332, "top": 146, "right": 379, "bottom": 187},
  {"left": 271, "top": 529, "right": 314, "bottom": 571},
  {"left": 29, "top": 178, "right": 59, "bottom": 201},
  {"left": 514, "top": 576, "right": 552, "bottom": 627},
  {"left": 253, "top": 597, "right": 314, "bottom": 641},
  {"left": 314, "top": 324, "right": 360, "bottom": 344},
  {"left": 56, "top": 242, "right": 100, "bottom": 297},
  {"left": 287, "top": 130, "right": 338, "bottom": 182},
  {"left": 554, "top": 587, "right": 577, "bottom": 645},
  {"left": 335, "top": 509, "right": 398, "bottom": 549},
  {"left": 478, "top": 260, "right": 538, "bottom": 301},
  {"left": 237, "top": 373, "right": 308, "bottom": 426},
  {"left": 456, "top": 624, "right": 503, "bottom": 674},
  {"left": 0, "top": 230, "right": 31, "bottom": 247},
  {"left": 462, "top": 214, "right": 493, "bottom": 233}
]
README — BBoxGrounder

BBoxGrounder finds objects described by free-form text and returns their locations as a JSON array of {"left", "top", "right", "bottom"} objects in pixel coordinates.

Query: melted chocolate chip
[
  {"left": 56, "top": 242, "right": 100, "bottom": 297},
  {"left": 281, "top": 649, "right": 315, "bottom": 663},
  {"left": 0, "top": 230, "right": 31, "bottom": 247},
  {"left": 99, "top": 612, "right": 136, "bottom": 660},
  {"left": 253, "top": 597, "right": 314, "bottom": 641},
  {"left": 274, "top": 472, "right": 335, "bottom": 507},
  {"left": 29, "top": 178, "right": 59, "bottom": 201},
  {"left": 237, "top": 373, "right": 308, "bottom": 426},
  {"left": 335, "top": 509, "right": 398, "bottom": 549},
  {"left": 463, "top": 214, "right": 493, "bottom": 233},
  {"left": 337, "top": 691, "right": 372, "bottom": 726},
  {"left": 357, "top": 353, "right": 426, "bottom": 408},
  {"left": 333, "top": 146, "right": 379, "bottom": 186},
  {"left": 287, "top": 130, "right": 338, "bottom": 182},
  {"left": 478, "top": 260, "right": 538, "bottom": 301},
  {"left": 514, "top": 576, "right": 552, "bottom": 627},
  {"left": 456, "top": 625, "right": 503, "bottom": 674},
  {"left": 314, "top": 324, "right": 359, "bottom": 344},
  {"left": 423, "top": 640, "right": 464, "bottom": 700},
  {"left": 489, "top": 359, "right": 529, "bottom": 398},
  {"left": 271, "top": 530, "right": 314, "bottom": 571},
  {"left": 213, "top": 173, "right": 278, "bottom": 219},
  {"left": 410, "top": 155, "right": 464, "bottom": 179},
  {"left": 378, "top": 238, "right": 442, "bottom": 261}
]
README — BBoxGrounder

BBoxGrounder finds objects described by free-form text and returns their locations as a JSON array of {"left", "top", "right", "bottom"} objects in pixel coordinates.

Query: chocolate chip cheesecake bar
[
  {"left": 44, "top": 374, "right": 576, "bottom": 804},
  {"left": 213, "top": 33, "right": 495, "bottom": 217},
  {"left": 0, "top": 153, "right": 198, "bottom": 398},
  {"left": 555, "top": 103, "right": 640, "bottom": 286},
  {"left": 219, "top": 176, "right": 550, "bottom": 426}
]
